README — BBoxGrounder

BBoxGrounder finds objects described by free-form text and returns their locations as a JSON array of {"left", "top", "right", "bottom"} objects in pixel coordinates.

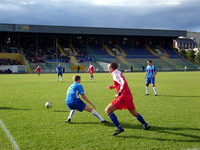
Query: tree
[
  {"left": 195, "top": 51, "right": 200, "bottom": 64},
  {"left": 179, "top": 48, "right": 186, "bottom": 57},
  {"left": 186, "top": 49, "right": 195, "bottom": 60}
]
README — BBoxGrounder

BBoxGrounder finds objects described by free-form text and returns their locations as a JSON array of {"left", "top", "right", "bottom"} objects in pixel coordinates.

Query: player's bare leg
[
  {"left": 128, "top": 108, "right": 139, "bottom": 116},
  {"left": 84, "top": 104, "right": 93, "bottom": 112},
  {"left": 105, "top": 103, "right": 124, "bottom": 136},
  {"left": 152, "top": 84, "right": 157, "bottom": 96},
  {"left": 84, "top": 105, "right": 106, "bottom": 123},
  {"left": 128, "top": 109, "right": 150, "bottom": 130},
  {"left": 105, "top": 103, "right": 117, "bottom": 114}
]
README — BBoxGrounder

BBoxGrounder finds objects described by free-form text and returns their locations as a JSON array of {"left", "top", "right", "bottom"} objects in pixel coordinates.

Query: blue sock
[
  {"left": 136, "top": 114, "right": 148, "bottom": 126},
  {"left": 108, "top": 112, "right": 122, "bottom": 130}
]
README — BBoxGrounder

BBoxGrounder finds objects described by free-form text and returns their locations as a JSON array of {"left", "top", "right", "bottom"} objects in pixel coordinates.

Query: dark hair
[
  {"left": 147, "top": 60, "right": 152, "bottom": 63},
  {"left": 73, "top": 75, "right": 81, "bottom": 81},
  {"left": 110, "top": 62, "right": 118, "bottom": 70}
]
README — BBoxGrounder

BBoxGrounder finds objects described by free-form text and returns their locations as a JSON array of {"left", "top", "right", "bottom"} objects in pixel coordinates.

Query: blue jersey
[
  {"left": 146, "top": 65, "right": 157, "bottom": 78},
  {"left": 66, "top": 82, "right": 85, "bottom": 103},
  {"left": 56, "top": 66, "right": 63, "bottom": 73}
]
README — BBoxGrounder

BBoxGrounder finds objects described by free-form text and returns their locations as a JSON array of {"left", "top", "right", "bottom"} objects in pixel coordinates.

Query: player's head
[
  {"left": 147, "top": 60, "right": 152, "bottom": 66},
  {"left": 108, "top": 62, "right": 118, "bottom": 74},
  {"left": 59, "top": 63, "right": 61, "bottom": 66},
  {"left": 73, "top": 75, "right": 81, "bottom": 83},
  {"left": 90, "top": 63, "right": 92, "bottom": 65}
]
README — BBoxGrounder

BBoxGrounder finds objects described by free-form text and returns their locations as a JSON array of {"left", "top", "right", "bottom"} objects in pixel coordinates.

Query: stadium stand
[
  {"left": 0, "top": 23, "right": 199, "bottom": 73},
  {"left": 161, "top": 45, "right": 181, "bottom": 58},
  {"left": 0, "top": 58, "right": 21, "bottom": 65},
  {"left": 0, "top": 36, "right": 19, "bottom": 53}
]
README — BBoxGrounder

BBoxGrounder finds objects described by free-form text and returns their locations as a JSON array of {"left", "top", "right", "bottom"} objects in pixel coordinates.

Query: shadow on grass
[
  {"left": 54, "top": 110, "right": 69, "bottom": 113},
  {"left": 58, "top": 121, "right": 103, "bottom": 125},
  {"left": 112, "top": 123, "right": 200, "bottom": 142},
  {"left": 68, "top": 121, "right": 139, "bottom": 126},
  {"left": 60, "top": 120, "right": 200, "bottom": 142},
  {"left": 0, "top": 107, "right": 31, "bottom": 110},
  {"left": 158, "top": 95, "right": 200, "bottom": 98},
  {"left": 81, "top": 81, "right": 99, "bottom": 83},
  {"left": 70, "top": 122, "right": 100, "bottom": 125},
  {"left": 117, "top": 135, "right": 200, "bottom": 143},
  {"left": 102, "top": 121, "right": 142, "bottom": 129}
]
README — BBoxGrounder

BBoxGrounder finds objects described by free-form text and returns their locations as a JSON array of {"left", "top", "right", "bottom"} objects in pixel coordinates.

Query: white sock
[
  {"left": 146, "top": 86, "right": 149, "bottom": 94},
  {"left": 68, "top": 110, "right": 76, "bottom": 120},
  {"left": 153, "top": 87, "right": 157, "bottom": 95},
  {"left": 60, "top": 77, "right": 63, "bottom": 81},
  {"left": 91, "top": 110, "right": 105, "bottom": 121}
]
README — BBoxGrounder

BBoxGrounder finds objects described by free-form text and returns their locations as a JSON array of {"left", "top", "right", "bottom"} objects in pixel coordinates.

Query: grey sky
[{"left": 0, "top": 0, "right": 200, "bottom": 31}]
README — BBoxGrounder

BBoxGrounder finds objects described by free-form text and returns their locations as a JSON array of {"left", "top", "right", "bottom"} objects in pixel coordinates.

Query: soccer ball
[{"left": 45, "top": 102, "right": 52, "bottom": 109}]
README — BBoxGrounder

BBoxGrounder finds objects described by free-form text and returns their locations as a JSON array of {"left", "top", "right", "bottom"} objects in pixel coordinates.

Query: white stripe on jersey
[{"left": 111, "top": 69, "right": 125, "bottom": 91}]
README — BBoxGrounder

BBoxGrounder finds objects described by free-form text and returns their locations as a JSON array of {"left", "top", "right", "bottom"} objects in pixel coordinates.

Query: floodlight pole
[{"left": 55, "top": 37, "right": 58, "bottom": 62}]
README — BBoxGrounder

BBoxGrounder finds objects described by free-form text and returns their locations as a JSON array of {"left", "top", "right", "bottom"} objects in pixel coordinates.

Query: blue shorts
[
  {"left": 57, "top": 72, "right": 63, "bottom": 76},
  {"left": 66, "top": 99, "right": 86, "bottom": 112},
  {"left": 146, "top": 77, "right": 155, "bottom": 84}
]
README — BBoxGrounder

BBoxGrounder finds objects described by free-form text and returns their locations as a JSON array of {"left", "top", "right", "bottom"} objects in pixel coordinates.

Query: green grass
[{"left": 0, "top": 72, "right": 200, "bottom": 150}]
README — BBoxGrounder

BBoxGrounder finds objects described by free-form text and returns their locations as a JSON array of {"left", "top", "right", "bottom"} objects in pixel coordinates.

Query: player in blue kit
[
  {"left": 144, "top": 60, "right": 158, "bottom": 96},
  {"left": 56, "top": 63, "right": 63, "bottom": 82},
  {"left": 65, "top": 75, "right": 106, "bottom": 123}
]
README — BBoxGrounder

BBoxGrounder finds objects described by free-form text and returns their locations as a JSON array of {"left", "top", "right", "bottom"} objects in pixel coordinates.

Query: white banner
[{"left": 0, "top": 65, "right": 26, "bottom": 73}]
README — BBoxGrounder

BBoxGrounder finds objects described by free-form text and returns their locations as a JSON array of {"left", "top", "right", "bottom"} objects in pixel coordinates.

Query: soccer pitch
[{"left": 0, "top": 72, "right": 200, "bottom": 150}]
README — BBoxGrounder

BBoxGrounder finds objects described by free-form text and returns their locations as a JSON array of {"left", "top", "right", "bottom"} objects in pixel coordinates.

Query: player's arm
[
  {"left": 152, "top": 72, "right": 157, "bottom": 78},
  {"left": 78, "top": 85, "right": 96, "bottom": 109},
  {"left": 144, "top": 72, "right": 147, "bottom": 79},
  {"left": 81, "top": 94, "right": 96, "bottom": 109},
  {"left": 114, "top": 75, "right": 125, "bottom": 98},
  {"left": 152, "top": 67, "right": 157, "bottom": 78},
  {"left": 108, "top": 85, "right": 115, "bottom": 90},
  {"left": 144, "top": 67, "right": 148, "bottom": 79}
]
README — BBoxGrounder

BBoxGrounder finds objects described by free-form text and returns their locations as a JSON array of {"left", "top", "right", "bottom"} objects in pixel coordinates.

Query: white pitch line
[{"left": 0, "top": 120, "right": 20, "bottom": 150}]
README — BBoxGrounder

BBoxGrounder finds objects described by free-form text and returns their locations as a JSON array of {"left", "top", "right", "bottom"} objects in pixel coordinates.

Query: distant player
[
  {"left": 105, "top": 62, "right": 150, "bottom": 136},
  {"left": 35, "top": 65, "right": 42, "bottom": 76},
  {"left": 144, "top": 60, "right": 158, "bottom": 96},
  {"left": 56, "top": 63, "right": 63, "bottom": 82},
  {"left": 184, "top": 66, "right": 187, "bottom": 72},
  {"left": 65, "top": 75, "right": 106, "bottom": 123},
  {"left": 87, "top": 63, "right": 95, "bottom": 80}
]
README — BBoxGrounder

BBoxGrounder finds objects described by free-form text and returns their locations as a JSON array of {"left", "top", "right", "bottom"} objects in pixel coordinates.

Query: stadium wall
[{"left": 0, "top": 65, "right": 26, "bottom": 73}]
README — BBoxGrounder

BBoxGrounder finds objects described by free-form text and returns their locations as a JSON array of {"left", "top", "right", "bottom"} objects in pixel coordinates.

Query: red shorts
[
  {"left": 111, "top": 94, "right": 135, "bottom": 110},
  {"left": 89, "top": 71, "right": 94, "bottom": 75}
]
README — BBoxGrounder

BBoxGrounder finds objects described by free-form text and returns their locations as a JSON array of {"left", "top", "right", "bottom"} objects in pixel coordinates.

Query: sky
[{"left": 0, "top": 0, "right": 200, "bottom": 31}]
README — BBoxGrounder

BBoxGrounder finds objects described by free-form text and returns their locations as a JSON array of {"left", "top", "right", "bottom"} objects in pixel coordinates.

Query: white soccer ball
[{"left": 45, "top": 102, "right": 52, "bottom": 109}]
